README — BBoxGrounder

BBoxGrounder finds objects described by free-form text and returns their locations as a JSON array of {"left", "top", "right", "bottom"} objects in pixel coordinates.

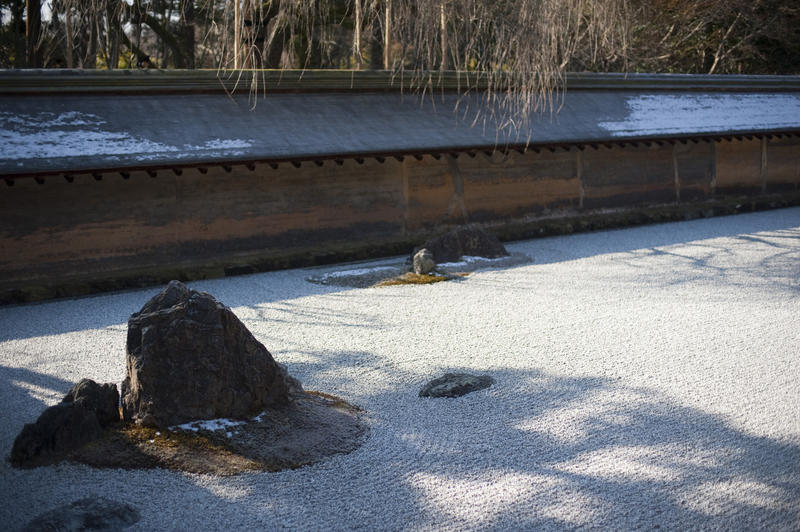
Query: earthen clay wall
[{"left": 1, "top": 137, "right": 798, "bottom": 302}]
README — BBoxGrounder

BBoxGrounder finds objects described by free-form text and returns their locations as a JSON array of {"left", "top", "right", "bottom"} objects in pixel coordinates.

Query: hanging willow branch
[
  {"left": 388, "top": 0, "right": 629, "bottom": 139},
  {"left": 25, "top": 0, "right": 629, "bottom": 131},
  {"left": 215, "top": 0, "right": 629, "bottom": 134}
]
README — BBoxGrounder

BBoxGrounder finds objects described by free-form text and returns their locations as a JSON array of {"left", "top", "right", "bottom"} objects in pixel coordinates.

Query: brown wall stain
[
  {"left": 1, "top": 159, "right": 405, "bottom": 279},
  {"left": 766, "top": 137, "right": 800, "bottom": 191},
  {"left": 674, "top": 141, "right": 714, "bottom": 201},
  {"left": 403, "top": 155, "right": 459, "bottom": 230},
  {"left": 461, "top": 150, "right": 579, "bottom": 218},
  {"left": 715, "top": 138, "right": 762, "bottom": 192},
  {"left": 581, "top": 144, "right": 675, "bottom": 208}
]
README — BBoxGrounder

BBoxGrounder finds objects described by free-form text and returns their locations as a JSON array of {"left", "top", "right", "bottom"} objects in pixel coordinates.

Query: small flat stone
[
  {"left": 23, "top": 497, "right": 140, "bottom": 531},
  {"left": 419, "top": 373, "right": 495, "bottom": 398}
]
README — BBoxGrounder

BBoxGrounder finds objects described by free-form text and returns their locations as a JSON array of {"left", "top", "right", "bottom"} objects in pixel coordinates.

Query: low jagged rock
[
  {"left": 22, "top": 497, "right": 140, "bottom": 531},
  {"left": 10, "top": 401, "right": 103, "bottom": 466},
  {"left": 121, "top": 280, "right": 302, "bottom": 428},
  {"left": 413, "top": 248, "right": 436, "bottom": 275},
  {"left": 63, "top": 378, "right": 120, "bottom": 427},
  {"left": 414, "top": 226, "right": 508, "bottom": 263},
  {"left": 10, "top": 378, "right": 119, "bottom": 466},
  {"left": 419, "top": 373, "right": 495, "bottom": 398}
]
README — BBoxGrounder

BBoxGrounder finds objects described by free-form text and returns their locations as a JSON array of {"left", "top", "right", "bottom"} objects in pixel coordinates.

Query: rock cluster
[
  {"left": 10, "top": 379, "right": 119, "bottom": 466},
  {"left": 414, "top": 225, "right": 508, "bottom": 264},
  {"left": 8, "top": 281, "right": 368, "bottom": 474},
  {"left": 121, "top": 280, "right": 302, "bottom": 428}
]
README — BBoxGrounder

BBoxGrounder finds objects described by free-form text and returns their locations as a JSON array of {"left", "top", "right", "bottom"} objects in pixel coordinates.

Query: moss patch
[
  {"left": 71, "top": 422, "right": 262, "bottom": 475},
  {"left": 46, "top": 391, "right": 368, "bottom": 476},
  {"left": 375, "top": 272, "right": 468, "bottom": 286}
]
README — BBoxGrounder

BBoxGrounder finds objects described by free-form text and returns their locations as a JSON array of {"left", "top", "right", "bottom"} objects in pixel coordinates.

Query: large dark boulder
[
  {"left": 10, "top": 402, "right": 104, "bottom": 466},
  {"left": 121, "top": 280, "right": 302, "bottom": 428},
  {"left": 415, "top": 226, "right": 508, "bottom": 263}
]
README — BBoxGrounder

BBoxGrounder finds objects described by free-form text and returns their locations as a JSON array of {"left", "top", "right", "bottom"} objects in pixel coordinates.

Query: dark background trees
[
  {"left": 576, "top": 0, "right": 800, "bottom": 75},
  {"left": 1, "top": 0, "right": 798, "bottom": 74}
]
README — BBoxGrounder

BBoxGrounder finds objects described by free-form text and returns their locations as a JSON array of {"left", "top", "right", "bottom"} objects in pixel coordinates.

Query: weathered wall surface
[
  {"left": 403, "top": 150, "right": 581, "bottom": 231},
  {"left": 766, "top": 136, "right": 800, "bottom": 192},
  {"left": 0, "top": 158, "right": 407, "bottom": 294},
  {"left": 1, "top": 138, "right": 799, "bottom": 303},
  {"left": 581, "top": 144, "right": 676, "bottom": 209},
  {"left": 715, "top": 138, "right": 764, "bottom": 194}
]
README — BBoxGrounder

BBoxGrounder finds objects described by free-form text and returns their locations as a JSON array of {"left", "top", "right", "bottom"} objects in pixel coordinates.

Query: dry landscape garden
[
  {"left": 2, "top": 209, "right": 799, "bottom": 530},
  {"left": 1, "top": 1, "right": 800, "bottom": 530}
]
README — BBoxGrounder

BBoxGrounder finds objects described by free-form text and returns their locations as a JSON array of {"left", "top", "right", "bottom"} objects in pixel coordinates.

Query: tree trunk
[
  {"left": 234, "top": 0, "right": 241, "bottom": 68},
  {"left": 180, "top": 0, "right": 195, "bottom": 69},
  {"left": 120, "top": 31, "right": 149, "bottom": 66},
  {"left": 369, "top": 9, "right": 383, "bottom": 70},
  {"left": 307, "top": 0, "right": 322, "bottom": 68},
  {"left": 105, "top": 1, "right": 121, "bottom": 69},
  {"left": 86, "top": 8, "right": 99, "bottom": 69},
  {"left": 262, "top": 0, "right": 286, "bottom": 69},
  {"left": 131, "top": 0, "right": 186, "bottom": 68},
  {"left": 440, "top": 1, "right": 447, "bottom": 71},
  {"left": 383, "top": 0, "right": 391, "bottom": 69},
  {"left": 65, "top": 0, "right": 73, "bottom": 68},
  {"left": 353, "top": 0, "right": 362, "bottom": 69},
  {"left": 11, "top": 0, "right": 26, "bottom": 68},
  {"left": 26, "top": 0, "right": 42, "bottom": 67},
  {"left": 708, "top": 12, "right": 742, "bottom": 74}
]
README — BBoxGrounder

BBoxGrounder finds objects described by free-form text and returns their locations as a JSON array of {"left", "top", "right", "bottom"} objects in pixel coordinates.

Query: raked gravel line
[{"left": 1, "top": 208, "right": 799, "bottom": 531}]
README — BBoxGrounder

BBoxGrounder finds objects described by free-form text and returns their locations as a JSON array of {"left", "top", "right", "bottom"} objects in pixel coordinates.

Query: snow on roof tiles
[{"left": 1, "top": 81, "right": 799, "bottom": 176}]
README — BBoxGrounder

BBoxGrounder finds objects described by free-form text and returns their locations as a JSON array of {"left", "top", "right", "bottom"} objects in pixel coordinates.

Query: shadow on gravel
[
  {"left": 156, "top": 352, "right": 800, "bottom": 530},
  {"left": 0, "top": 365, "right": 74, "bottom": 449},
  {"left": 605, "top": 226, "right": 800, "bottom": 293},
  {"left": 523, "top": 208, "right": 799, "bottom": 266},
  {"left": 387, "top": 367, "right": 800, "bottom": 529},
  {"left": 0, "top": 269, "right": 359, "bottom": 342},
  {"left": 2, "top": 358, "right": 798, "bottom": 530}
]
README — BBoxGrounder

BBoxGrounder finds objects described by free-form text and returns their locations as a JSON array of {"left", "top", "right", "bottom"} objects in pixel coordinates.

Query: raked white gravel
[{"left": 1, "top": 208, "right": 799, "bottom": 531}]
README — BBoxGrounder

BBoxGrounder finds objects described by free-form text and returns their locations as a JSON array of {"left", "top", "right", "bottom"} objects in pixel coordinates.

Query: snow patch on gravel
[
  {"left": 171, "top": 418, "right": 248, "bottom": 435},
  {"left": 315, "top": 265, "right": 401, "bottom": 280}
]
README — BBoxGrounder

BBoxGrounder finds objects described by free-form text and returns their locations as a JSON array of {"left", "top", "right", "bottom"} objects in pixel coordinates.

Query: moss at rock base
[{"left": 14, "top": 391, "right": 367, "bottom": 476}]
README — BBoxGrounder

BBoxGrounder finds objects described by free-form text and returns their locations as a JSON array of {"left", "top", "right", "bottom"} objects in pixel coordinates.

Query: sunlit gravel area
[{"left": 1, "top": 208, "right": 799, "bottom": 531}]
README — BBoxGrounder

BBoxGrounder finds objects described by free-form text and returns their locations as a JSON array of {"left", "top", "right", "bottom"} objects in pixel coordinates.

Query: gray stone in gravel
[
  {"left": 413, "top": 248, "right": 436, "bottom": 275},
  {"left": 22, "top": 497, "right": 140, "bottom": 531},
  {"left": 419, "top": 373, "right": 495, "bottom": 398},
  {"left": 121, "top": 280, "right": 302, "bottom": 428}
]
